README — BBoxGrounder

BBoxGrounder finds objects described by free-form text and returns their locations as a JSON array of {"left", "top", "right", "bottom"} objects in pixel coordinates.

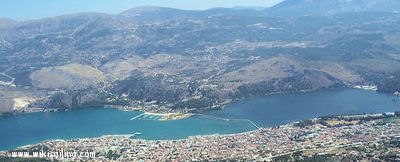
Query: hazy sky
[{"left": 0, "top": 0, "right": 284, "bottom": 21}]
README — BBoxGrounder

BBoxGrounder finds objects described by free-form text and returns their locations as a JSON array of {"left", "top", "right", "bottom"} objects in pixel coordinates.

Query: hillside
[{"left": 1, "top": 0, "right": 400, "bottom": 113}]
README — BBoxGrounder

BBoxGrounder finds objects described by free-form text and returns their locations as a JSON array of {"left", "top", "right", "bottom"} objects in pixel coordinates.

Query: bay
[{"left": 0, "top": 88, "right": 398, "bottom": 151}]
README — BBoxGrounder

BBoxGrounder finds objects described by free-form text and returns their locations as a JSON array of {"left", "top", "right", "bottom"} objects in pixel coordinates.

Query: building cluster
[{"left": 2, "top": 117, "right": 399, "bottom": 161}]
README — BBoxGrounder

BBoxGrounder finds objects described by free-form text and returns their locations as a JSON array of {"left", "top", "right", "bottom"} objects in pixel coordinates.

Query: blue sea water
[
  {"left": 0, "top": 89, "right": 399, "bottom": 150},
  {"left": 209, "top": 89, "right": 400, "bottom": 126}
]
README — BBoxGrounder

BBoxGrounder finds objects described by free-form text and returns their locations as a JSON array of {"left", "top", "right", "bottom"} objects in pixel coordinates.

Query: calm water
[
  {"left": 209, "top": 89, "right": 400, "bottom": 127},
  {"left": 0, "top": 89, "right": 399, "bottom": 150}
]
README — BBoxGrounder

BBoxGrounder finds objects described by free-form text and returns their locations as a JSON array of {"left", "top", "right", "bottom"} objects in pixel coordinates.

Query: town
[{"left": 2, "top": 112, "right": 399, "bottom": 161}]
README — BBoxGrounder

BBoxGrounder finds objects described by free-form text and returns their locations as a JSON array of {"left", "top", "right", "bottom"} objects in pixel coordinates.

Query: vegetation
[
  {"left": 294, "top": 119, "right": 317, "bottom": 128},
  {"left": 106, "top": 150, "right": 121, "bottom": 160}
]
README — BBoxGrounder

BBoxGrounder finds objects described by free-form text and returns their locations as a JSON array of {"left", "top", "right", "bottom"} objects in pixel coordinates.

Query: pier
[
  {"left": 130, "top": 113, "right": 162, "bottom": 121},
  {"left": 130, "top": 113, "right": 145, "bottom": 120},
  {"left": 130, "top": 113, "right": 261, "bottom": 128},
  {"left": 197, "top": 114, "right": 261, "bottom": 129},
  {"left": 246, "top": 119, "right": 260, "bottom": 129}
]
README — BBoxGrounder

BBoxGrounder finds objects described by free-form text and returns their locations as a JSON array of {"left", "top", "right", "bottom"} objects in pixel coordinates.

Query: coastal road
[{"left": 0, "top": 72, "right": 15, "bottom": 85}]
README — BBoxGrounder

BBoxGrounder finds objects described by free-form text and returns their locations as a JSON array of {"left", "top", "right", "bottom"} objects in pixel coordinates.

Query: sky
[{"left": 0, "top": 0, "right": 283, "bottom": 21}]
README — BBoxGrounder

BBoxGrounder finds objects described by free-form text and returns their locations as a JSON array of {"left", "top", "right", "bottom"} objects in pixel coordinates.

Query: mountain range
[
  {"left": 1, "top": 0, "right": 400, "bottom": 113},
  {"left": 269, "top": 0, "right": 400, "bottom": 16}
]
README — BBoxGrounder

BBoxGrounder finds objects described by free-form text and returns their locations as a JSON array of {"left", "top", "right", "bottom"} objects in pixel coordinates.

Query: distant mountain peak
[
  {"left": 0, "top": 17, "right": 17, "bottom": 28},
  {"left": 120, "top": 6, "right": 188, "bottom": 16},
  {"left": 269, "top": 0, "right": 400, "bottom": 16},
  {"left": 118, "top": 6, "right": 198, "bottom": 21}
]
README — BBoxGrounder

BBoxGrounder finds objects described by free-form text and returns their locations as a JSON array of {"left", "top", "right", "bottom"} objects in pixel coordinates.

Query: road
[{"left": 0, "top": 71, "right": 15, "bottom": 86}]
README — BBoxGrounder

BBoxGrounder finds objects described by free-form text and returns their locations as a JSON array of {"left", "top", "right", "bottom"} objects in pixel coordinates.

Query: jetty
[
  {"left": 130, "top": 113, "right": 145, "bottom": 120},
  {"left": 197, "top": 114, "right": 261, "bottom": 129},
  {"left": 246, "top": 119, "right": 260, "bottom": 129}
]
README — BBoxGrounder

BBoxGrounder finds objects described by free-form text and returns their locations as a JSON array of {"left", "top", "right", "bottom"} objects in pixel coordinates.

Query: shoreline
[
  {"left": 2, "top": 111, "right": 399, "bottom": 161},
  {"left": 5, "top": 111, "right": 399, "bottom": 152},
  {"left": 0, "top": 88, "right": 398, "bottom": 152},
  {"left": 0, "top": 86, "right": 395, "bottom": 118}
]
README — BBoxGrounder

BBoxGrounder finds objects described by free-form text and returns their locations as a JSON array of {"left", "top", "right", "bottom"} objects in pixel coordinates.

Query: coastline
[
  {"left": 2, "top": 111, "right": 399, "bottom": 161},
  {"left": 6, "top": 111, "right": 399, "bottom": 149},
  {"left": 1, "top": 86, "right": 395, "bottom": 118},
  {"left": 0, "top": 87, "right": 398, "bottom": 153}
]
